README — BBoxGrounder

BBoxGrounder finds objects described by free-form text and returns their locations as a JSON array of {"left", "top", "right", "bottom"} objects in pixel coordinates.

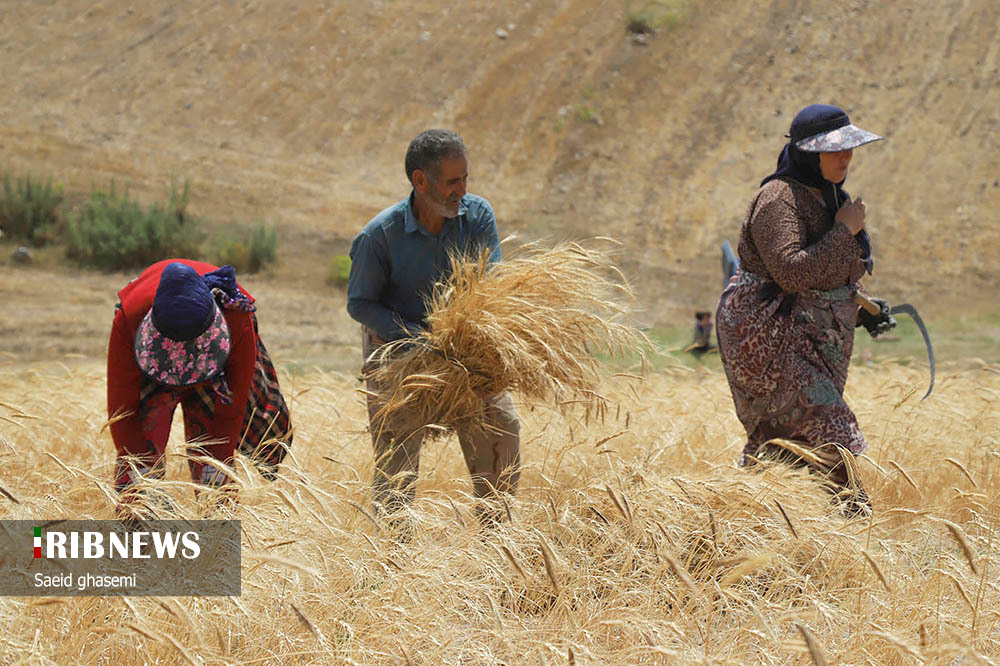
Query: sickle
[{"left": 854, "top": 294, "right": 935, "bottom": 399}]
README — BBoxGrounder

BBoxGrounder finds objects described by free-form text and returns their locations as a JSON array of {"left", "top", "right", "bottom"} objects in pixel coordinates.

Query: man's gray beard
[{"left": 430, "top": 198, "right": 460, "bottom": 219}]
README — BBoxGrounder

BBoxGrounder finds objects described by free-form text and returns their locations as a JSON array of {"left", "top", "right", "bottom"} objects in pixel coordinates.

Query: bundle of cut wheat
[{"left": 365, "top": 239, "right": 647, "bottom": 437}]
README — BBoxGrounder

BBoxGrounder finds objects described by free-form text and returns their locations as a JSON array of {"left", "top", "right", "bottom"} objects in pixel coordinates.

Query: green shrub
[
  {"left": 327, "top": 254, "right": 352, "bottom": 288},
  {"left": 624, "top": 0, "right": 688, "bottom": 34},
  {"left": 0, "top": 174, "right": 64, "bottom": 246},
  {"left": 214, "top": 223, "right": 278, "bottom": 273},
  {"left": 66, "top": 179, "right": 203, "bottom": 270},
  {"left": 215, "top": 239, "right": 250, "bottom": 273}
]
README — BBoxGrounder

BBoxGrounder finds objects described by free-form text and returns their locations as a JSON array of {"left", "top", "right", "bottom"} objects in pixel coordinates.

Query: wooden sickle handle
[{"left": 853, "top": 292, "right": 882, "bottom": 316}]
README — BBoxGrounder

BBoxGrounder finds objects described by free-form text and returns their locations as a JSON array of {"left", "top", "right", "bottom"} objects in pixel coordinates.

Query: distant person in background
[
  {"left": 347, "top": 129, "right": 520, "bottom": 529},
  {"left": 715, "top": 104, "right": 894, "bottom": 517},
  {"left": 684, "top": 311, "right": 716, "bottom": 357},
  {"left": 108, "top": 260, "right": 292, "bottom": 519}
]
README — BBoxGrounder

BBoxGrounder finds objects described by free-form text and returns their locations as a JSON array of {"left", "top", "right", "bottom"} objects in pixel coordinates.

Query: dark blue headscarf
[
  {"left": 152, "top": 263, "right": 216, "bottom": 341},
  {"left": 202, "top": 264, "right": 240, "bottom": 298},
  {"left": 203, "top": 264, "right": 256, "bottom": 312},
  {"left": 151, "top": 263, "right": 255, "bottom": 341},
  {"left": 762, "top": 104, "right": 873, "bottom": 273}
]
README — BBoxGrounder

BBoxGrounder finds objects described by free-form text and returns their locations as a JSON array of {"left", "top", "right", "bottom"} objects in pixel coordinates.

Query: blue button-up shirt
[{"left": 347, "top": 192, "right": 502, "bottom": 341}]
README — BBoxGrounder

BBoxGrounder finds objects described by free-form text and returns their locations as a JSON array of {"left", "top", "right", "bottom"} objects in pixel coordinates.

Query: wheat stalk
[
  {"left": 862, "top": 549, "right": 893, "bottom": 592},
  {"left": 941, "top": 519, "right": 979, "bottom": 574},
  {"left": 797, "top": 624, "right": 828, "bottom": 666}
]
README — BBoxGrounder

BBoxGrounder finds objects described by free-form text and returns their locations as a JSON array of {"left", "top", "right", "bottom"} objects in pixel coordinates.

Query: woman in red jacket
[{"left": 108, "top": 259, "right": 291, "bottom": 516}]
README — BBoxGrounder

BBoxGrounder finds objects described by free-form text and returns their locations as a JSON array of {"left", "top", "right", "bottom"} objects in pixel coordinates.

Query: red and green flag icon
[{"left": 34, "top": 526, "right": 41, "bottom": 558}]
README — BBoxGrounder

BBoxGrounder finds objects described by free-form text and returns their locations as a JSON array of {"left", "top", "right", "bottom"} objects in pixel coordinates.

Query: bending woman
[
  {"left": 716, "top": 104, "right": 894, "bottom": 516},
  {"left": 108, "top": 260, "right": 293, "bottom": 519}
]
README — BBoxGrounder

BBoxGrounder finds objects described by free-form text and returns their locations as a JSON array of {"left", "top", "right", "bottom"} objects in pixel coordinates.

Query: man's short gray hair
[{"left": 405, "top": 129, "right": 466, "bottom": 184}]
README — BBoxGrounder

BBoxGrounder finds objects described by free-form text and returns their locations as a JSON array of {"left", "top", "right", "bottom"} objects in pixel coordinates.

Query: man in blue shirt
[{"left": 347, "top": 129, "right": 520, "bottom": 529}]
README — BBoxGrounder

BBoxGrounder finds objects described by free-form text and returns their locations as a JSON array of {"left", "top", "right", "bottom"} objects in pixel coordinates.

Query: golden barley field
[
  {"left": 2, "top": 1, "right": 999, "bottom": 663},
  {"left": 1, "top": 351, "right": 997, "bottom": 664}
]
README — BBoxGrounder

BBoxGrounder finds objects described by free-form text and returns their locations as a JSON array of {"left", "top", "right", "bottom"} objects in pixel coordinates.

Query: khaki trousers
[{"left": 362, "top": 326, "right": 520, "bottom": 525}]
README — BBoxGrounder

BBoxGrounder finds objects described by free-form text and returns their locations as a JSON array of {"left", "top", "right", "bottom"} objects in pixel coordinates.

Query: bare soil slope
[{"left": 2, "top": 0, "right": 998, "bottom": 323}]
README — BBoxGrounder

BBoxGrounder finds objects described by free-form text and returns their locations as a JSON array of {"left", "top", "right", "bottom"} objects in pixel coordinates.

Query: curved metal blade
[
  {"left": 890, "top": 303, "right": 935, "bottom": 399},
  {"left": 721, "top": 239, "right": 740, "bottom": 287}
]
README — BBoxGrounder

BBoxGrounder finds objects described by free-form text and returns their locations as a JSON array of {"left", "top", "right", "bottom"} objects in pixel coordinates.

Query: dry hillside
[{"left": 1, "top": 0, "right": 998, "bottom": 324}]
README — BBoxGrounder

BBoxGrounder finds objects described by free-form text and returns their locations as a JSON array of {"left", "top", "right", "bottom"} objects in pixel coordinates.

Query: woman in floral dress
[{"left": 716, "top": 104, "right": 893, "bottom": 515}]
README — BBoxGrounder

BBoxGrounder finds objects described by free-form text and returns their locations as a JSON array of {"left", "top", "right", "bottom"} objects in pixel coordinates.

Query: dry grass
[
  {"left": 367, "top": 239, "right": 647, "bottom": 436},
  {"left": 1, "top": 356, "right": 998, "bottom": 664}
]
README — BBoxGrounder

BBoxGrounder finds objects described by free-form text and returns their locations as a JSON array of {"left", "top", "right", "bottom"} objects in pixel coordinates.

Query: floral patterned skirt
[{"left": 716, "top": 271, "right": 866, "bottom": 468}]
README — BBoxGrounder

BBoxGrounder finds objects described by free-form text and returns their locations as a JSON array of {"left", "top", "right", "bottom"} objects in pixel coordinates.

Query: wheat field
[
  {"left": 1, "top": 356, "right": 997, "bottom": 665},
  {"left": 2, "top": 0, "right": 997, "bottom": 661}
]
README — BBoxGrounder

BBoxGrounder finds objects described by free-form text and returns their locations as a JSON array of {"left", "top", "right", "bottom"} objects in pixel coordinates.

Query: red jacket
[{"left": 107, "top": 259, "right": 257, "bottom": 453}]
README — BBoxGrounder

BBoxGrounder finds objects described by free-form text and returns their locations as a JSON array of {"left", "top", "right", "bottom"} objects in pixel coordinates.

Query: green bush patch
[
  {"left": 66, "top": 179, "right": 203, "bottom": 270},
  {"left": 327, "top": 254, "right": 352, "bottom": 288},
  {"left": 0, "top": 174, "right": 64, "bottom": 246},
  {"left": 213, "top": 223, "right": 278, "bottom": 274}
]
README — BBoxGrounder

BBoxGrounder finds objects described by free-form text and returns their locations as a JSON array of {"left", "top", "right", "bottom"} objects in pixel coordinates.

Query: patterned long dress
[{"left": 717, "top": 177, "right": 869, "bottom": 491}]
